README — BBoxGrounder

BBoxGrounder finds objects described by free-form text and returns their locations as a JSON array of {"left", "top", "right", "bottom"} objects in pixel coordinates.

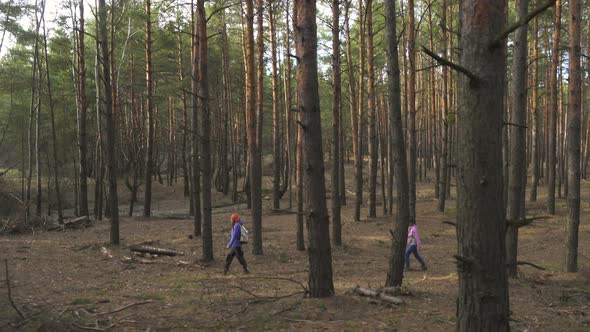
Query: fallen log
[
  {"left": 128, "top": 245, "right": 184, "bottom": 257},
  {"left": 48, "top": 216, "right": 91, "bottom": 231},
  {"left": 351, "top": 286, "right": 403, "bottom": 305}
]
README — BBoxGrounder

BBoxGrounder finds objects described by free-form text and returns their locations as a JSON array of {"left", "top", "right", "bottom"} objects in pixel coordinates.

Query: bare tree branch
[
  {"left": 422, "top": 46, "right": 479, "bottom": 84},
  {"left": 489, "top": 0, "right": 556, "bottom": 50}
]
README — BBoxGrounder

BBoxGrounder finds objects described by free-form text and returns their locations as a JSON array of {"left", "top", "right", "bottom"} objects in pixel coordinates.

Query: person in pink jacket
[{"left": 405, "top": 221, "right": 427, "bottom": 271}]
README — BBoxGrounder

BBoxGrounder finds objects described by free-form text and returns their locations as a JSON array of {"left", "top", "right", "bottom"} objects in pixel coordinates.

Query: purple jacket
[
  {"left": 227, "top": 220, "right": 243, "bottom": 248},
  {"left": 407, "top": 224, "right": 422, "bottom": 248}
]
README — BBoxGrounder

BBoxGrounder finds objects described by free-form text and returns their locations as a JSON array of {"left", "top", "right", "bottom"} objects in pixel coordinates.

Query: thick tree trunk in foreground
[
  {"left": 99, "top": 0, "right": 119, "bottom": 244},
  {"left": 565, "top": 0, "right": 581, "bottom": 272},
  {"left": 331, "top": 0, "right": 342, "bottom": 246},
  {"left": 294, "top": 0, "right": 334, "bottom": 298},
  {"left": 506, "top": 0, "right": 528, "bottom": 278},
  {"left": 384, "top": 0, "right": 410, "bottom": 288},
  {"left": 456, "top": 0, "right": 509, "bottom": 330},
  {"left": 197, "top": 0, "right": 213, "bottom": 262}
]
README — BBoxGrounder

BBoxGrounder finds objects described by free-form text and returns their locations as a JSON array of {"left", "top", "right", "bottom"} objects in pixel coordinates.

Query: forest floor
[{"left": 1, "top": 170, "right": 590, "bottom": 331}]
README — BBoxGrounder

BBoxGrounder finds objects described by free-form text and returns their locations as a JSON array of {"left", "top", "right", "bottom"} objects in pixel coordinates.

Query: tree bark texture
[
  {"left": 99, "top": 0, "right": 119, "bottom": 245},
  {"left": 384, "top": 0, "right": 411, "bottom": 288},
  {"left": 547, "top": 0, "right": 561, "bottom": 215},
  {"left": 197, "top": 0, "right": 213, "bottom": 262},
  {"left": 331, "top": 0, "right": 342, "bottom": 246},
  {"left": 506, "top": 0, "right": 528, "bottom": 278},
  {"left": 294, "top": 0, "right": 334, "bottom": 298},
  {"left": 565, "top": 0, "right": 581, "bottom": 272},
  {"left": 143, "top": 0, "right": 154, "bottom": 217},
  {"left": 456, "top": 0, "right": 509, "bottom": 330}
]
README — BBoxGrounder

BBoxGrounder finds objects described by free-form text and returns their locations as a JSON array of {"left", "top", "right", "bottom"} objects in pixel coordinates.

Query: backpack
[{"left": 240, "top": 225, "right": 249, "bottom": 243}]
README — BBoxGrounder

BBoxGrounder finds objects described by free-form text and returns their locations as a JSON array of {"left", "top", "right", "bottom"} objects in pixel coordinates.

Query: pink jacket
[{"left": 407, "top": 224, "right": 422, "bottom": 248}]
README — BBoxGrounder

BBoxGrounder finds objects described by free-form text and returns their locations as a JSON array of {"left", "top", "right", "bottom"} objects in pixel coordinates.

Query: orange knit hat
[{"left": 231, "top": 213, "right": 240, "bottom": 222}]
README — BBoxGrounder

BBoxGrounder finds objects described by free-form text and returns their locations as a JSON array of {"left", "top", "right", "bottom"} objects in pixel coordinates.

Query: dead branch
[
  {"left": 489, "top": 0, "right": 556, "bottom": 50},
  {"left": 204, "top": 305, "right": 248, "bottom": 327},
  {"left": 96, "top": 300, "right": 154, "bottom": 316},
  {"left": 442, "top": 221, "right": 456, "bottom": 227},
  {"left": 515, "top": 261, "right": 546, "bottom": 271},
  {"left": 0, "top": 163, "right": 17, "bottom": 177},
  {"left": 233, "top": 275, "right": 308, "bottom": 293},
  {"left": 351, "top": 286, "right": 403, "bottom": 305},
  {"left": 129, "top": 245, "right": 184, "bottom": 257},
  {"left": 422, "top": 46, "right": 480, "bottom": 85},
  {"left": 4, "top": 259, "right": 25, "bottom": 320},
  {"left": 503, "top": 121, "right": 528, "bottom": 129},
  {"left": 72, "top": 322, "right": 116, "bottom": 331},
  {"left": 507, "top": 216, "right": 551, "bottom": 228}
]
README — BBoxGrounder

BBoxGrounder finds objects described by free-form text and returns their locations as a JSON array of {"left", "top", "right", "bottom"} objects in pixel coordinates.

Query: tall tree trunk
[
  {"left": 407, "top": 0, "right": 416, "bottom": 222},
  {"left": 77, "top": 0, "right": 89, "bottom": 217},
  {"left": 294, "top": 0, "right": 334, "bottom": 298},
  {"left": 344, "top": 0, "right": 357, "bottom": 214},
  {"left": 94, "top": 42, "right": 104, "bottom": 221},
  {"left": 245, "top": 0, "right": 262, "bottom": 254},
  {"left": 270, "top": 0, "right": 281, "bottom": 210},
  {"left": 456, "top": 0, "right": 509, "bottom": 329},
  {"left": 143, "top": 0, "right": 154, "bottom": 217},
  {"left": 26, "top": 0, "right": 41, "bottom": 220},
  {"left": 177, "top": 16, "right": 190, "bottom": 198},
  {"left": 283, "top": 0, "right": 293, "bottom": 209},
  {"left": 506, "top": 0, "right": 528, "bottom": 278},
  {"left": 191, "top": 1, "right": 201, "bottom": 236},
  {"left": 547, "top": 0, "right": 561, "bottom": 215},
  {"left": 437, "top": 0, "right": 449, "bottom": 212},
  {"left": 41, "top": 2, "right": 63, "bottom": 224},
  {"left": 530, "top": 17, "right": 540, "bottom": 202},
  {"left": 197, "top": 0, "right": 213, "bottom": 261},
  {"left": 34, "top": 1, "right": 43, "bottom": 217},
  {"left": 427, "top": 0, "right": 439, "bottom": 200},
  {"left": 366, "top": 0, "right": 377, "bottom": 219},
  {"left": 354, "top": 0, "right": 364, "bottom": 222},
  {"left": 384, "top": 0, "right": 410, "bottom": 288},
  {"left": 221, "top": 14, "right": 232, "bottom": 197},
  {"left": 251, "top": 0, "right": 264, "bottom": 255},
  {"left": 565, "top": 0, "right": 581, "bottom": 272},
  {"left": 99, "top": 0, "right": 119, "bottom": 245},
  {"left": 331, "top": 0, "right": 342, "bottom": 246}
]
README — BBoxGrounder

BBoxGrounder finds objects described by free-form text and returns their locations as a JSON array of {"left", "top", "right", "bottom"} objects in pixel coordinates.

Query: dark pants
[
  {"left": 405, "top": 244, "right": 426, "bottom": 268},
  {"left": 225, "top": 246, "right": 248, "bottom": 271}
]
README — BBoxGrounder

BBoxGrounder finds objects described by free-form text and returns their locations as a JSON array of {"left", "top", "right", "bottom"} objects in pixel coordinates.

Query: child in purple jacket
[
  {"left": 224, "top": 213, "right": 249, "bottom": 275},
  {"left": 405, "top": 221, "right": 427, "bottom": 271}
]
